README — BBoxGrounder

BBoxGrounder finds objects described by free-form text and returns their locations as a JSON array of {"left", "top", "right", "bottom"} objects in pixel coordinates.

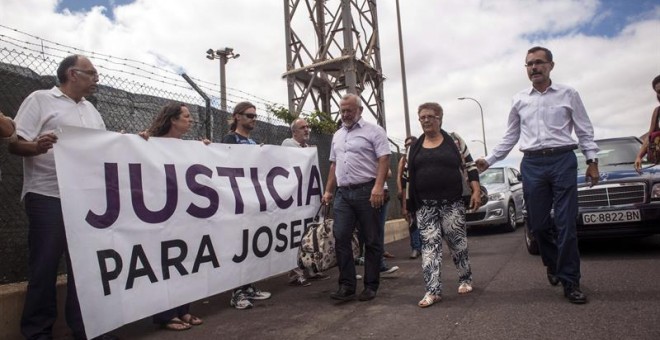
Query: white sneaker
[
  {"left": 230, "top": 291, "right": 253, "bottom": 309},
  {"left": 356, "top": 274, "right": 363, "bottom": 280},
  {"left": 381, "top": 265, "right": 399, "bottom": 275},
  {"left": 244, "top": 285, "right": 272, "bottom": 300},
  {"left": 458, "top": 282, "right": 473, "bottom": 294}
]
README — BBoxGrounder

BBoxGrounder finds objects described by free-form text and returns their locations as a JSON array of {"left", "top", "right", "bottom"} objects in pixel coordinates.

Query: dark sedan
[{"left": 525, "top": 136, "right": 660, "bottom": 254}]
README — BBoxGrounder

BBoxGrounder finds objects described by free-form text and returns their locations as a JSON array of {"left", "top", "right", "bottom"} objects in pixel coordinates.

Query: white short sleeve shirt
[{"left": 14, "top": 87, "right": 106, "bottom": 198}]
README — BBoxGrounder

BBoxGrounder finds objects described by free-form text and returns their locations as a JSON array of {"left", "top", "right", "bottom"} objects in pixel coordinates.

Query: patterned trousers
[{"left": 416, "top": 199, "right": 472, "bottom": 295}]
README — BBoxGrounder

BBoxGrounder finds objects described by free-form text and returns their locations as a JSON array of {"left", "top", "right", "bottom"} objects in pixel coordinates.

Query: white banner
[{"left": 54, "top": 126, "right": 322, "bottom": 338}]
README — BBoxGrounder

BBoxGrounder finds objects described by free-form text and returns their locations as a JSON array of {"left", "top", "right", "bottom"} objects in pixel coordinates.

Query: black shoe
[
  {"left": 546, "top": 268, "right": 560, "bottom": 286},
  {"left": 563, "top": 284, "right": 587, "bottom": 304},
  {"left": 330, "top": 286, "right": 356, "bottom": 301},
  {"left": 358, "top": 288, "right": 377, "bottom": 301}
]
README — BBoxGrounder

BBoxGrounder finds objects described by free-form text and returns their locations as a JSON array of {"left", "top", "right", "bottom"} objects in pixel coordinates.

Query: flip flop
[
  {"left": 418, "top": 293, "right": 441, "bottom": 308},
  {"left": 161, "top": 318, "right": 191, "bottom": 331},
  {"left": 181, "top": 314, "right": 204, "bottom": 326}
]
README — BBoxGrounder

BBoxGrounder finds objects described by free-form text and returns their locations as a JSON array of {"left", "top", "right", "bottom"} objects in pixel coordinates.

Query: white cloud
[{"left": 1, "top": 0, "right": 658, "bottom": 168}]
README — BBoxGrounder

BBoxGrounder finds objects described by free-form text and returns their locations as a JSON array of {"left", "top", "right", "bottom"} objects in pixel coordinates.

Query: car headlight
[
  {"left": 652, "top": 183, "right": 660, "bottom": 200},
  {"left": 488, "top": 192, "right": 506, "bottom": 201}
]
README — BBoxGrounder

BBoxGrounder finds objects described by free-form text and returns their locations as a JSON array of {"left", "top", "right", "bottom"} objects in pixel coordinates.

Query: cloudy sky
[{"left": 1, "top": 0, "right": 659, "bottom": 166}]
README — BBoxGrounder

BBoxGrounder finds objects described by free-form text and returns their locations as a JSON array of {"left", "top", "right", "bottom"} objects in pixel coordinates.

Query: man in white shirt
[
  {"left": 476, "top": 46, "right": 599, "bottom": 305},
  {"left": 9, "top": 55, "right": 107, "bottom": 339}
]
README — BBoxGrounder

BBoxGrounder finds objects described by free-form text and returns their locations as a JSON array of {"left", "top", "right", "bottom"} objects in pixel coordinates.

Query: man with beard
[
  {"left": 221, "top": 101, "right": 273, "bottom": 309},
  {"left": 9, "top": 55, "right": 111, "bottom": 339},
  {"left": 476, "top": 46, "right": 599, "bottom": 304},
  {"left": 322, "top": 93, "right": 391, "bottom": 302}
]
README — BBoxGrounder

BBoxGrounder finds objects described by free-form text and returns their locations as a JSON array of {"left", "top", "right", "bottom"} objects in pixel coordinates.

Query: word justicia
[{"left": 85, "top": 162, "right": 323, "bottom": 229}]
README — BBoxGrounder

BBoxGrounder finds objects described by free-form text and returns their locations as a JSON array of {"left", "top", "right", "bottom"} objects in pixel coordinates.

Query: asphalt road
[{"left": 109, "top": 227, "right": 660, "bottom": 340}]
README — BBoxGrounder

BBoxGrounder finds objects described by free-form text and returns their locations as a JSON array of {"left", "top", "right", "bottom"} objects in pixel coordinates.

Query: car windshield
[
  {"left": 479, "top": 168, "right": 505, "bottom": 184},
  {"left": 574, "top": 138, "right": 642, "bottom": 171}
]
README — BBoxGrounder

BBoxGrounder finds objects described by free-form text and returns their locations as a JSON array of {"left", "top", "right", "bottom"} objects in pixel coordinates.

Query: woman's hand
[
  {"left": 469, "top": 188, "right": 481, "bottom": 212},
  {"left": 138, "top": 130, "right": 150, "bottom": 141}
]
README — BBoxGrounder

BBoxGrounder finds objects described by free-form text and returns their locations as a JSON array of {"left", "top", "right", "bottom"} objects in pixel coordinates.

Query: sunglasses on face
[{"left": 239, "top": 112, "right": 257, "bottom": 119}]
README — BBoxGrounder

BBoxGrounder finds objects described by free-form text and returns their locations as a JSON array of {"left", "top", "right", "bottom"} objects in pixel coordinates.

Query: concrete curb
[{"left": 0, "top": 219, "right": 410, "bottom": 340}]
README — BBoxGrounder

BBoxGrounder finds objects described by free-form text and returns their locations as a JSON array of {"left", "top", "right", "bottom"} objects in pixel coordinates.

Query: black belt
[
  {"left": 339, "top": 179, "right": 375, "bottom": 190},
  {"left": 523, "top": 145, "right": 577, "bottom": 157}
]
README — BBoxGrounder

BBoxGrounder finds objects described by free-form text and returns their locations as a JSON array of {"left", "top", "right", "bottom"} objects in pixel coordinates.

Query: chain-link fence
[{"left": 0, "top": 35, "right": 403, "bottom": 284}]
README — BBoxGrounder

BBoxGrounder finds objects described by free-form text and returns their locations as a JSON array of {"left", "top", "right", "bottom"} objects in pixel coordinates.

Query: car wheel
[
  {"left": 524, "top": 224, "right": 539, "bottom": 255},
  {"left": 502, "top": 203, "right": 517, "bottom": 232}
]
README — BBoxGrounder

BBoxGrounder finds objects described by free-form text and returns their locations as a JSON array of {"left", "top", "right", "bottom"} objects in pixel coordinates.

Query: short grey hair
[
  {"left": 290, "top": 118, "right": 306, "bottom": 132},
  {"left": 341, "top": 93, "right": 362, "bottom": 108}
]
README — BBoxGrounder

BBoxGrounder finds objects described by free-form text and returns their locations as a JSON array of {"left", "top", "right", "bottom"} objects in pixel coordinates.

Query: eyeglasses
[
  {"left": 72, "top": 69, "right": 99, "bottom": 77},
  {"left": 418, "top": 115, "right": 440, "bottom": 122},
  {"left": 524, "top": 60, "right": 550, "bottom": 68},
  {"left": 239, "top": 112, "right": 257, "bottom": 119}
]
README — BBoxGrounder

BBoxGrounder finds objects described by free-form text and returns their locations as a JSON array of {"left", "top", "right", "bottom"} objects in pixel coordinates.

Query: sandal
[
  {"left": 161, "top": 317, "right": 191, "bottom": 331},
  {"left": 458, "top": 282, "right": 473, "bottom": 294},
  {"left": 181, "top": 313, "right": 203, "bottom": 326},
  {"left": 418, "top": 293, "right": 441, "bottom": 308}
]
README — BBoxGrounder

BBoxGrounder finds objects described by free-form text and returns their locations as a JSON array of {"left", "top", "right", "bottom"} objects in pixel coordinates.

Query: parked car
[
  {"left": 466, "top": 166, "right": 525, "bottom": 232},
  {"left": 524, "top": 136, "right": 660, "bottom": 254}
]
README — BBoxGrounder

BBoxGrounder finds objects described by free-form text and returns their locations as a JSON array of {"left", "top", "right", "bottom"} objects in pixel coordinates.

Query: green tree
[{"left": 266, "top": 105, "right": 336, "bottom": 135}]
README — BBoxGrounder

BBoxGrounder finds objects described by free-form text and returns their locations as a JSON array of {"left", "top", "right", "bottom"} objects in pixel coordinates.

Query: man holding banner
[
  {"left": 221, "top": 101, "right": 272, "bottom": 309},
  {"left": 322, "top": 93, "right": 391, "bottom": 302},
  {"left": 9, "top": 55, "right": 107, "bottom": 339}
]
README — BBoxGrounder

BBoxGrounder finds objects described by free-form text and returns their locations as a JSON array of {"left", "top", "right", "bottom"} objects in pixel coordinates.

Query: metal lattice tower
[{"left": 282, "top": 0, "right": 386, "bottom": 129}]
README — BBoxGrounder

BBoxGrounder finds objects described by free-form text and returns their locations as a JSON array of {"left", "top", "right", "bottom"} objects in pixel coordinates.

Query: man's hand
[
  {"left": 322, "top": 192, "right": 333, "bottom": 205},
  {"left": 475, "top": 159, "right": 490, "bottom": 173},
  {"left": 35, "top": 132, "right": 57, "bottom": 154},
  {"left": 370, "top": 186, "right": 385, "bottom": 208},
  {"left": 634, "top": 156, "right": 643, "bottom": 174},
  {"left": 585, "top": 163, "right": 599, "bottom": 187}
]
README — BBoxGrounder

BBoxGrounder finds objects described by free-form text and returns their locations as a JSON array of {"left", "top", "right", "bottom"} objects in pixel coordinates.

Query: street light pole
[
  {"left": 458, "top": 96, "right": 487, "bottom": 156},
  {"left": 206, "top": 47, "right": 240, "bottom": 112},
  {"left": 395, "top": 0, "right": 411, "bottom": 138}
]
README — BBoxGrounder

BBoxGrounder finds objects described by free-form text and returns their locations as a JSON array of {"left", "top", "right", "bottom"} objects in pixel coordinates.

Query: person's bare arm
[
  {"left": 0, "top": 113, "right": 15, "bottom": 138},
  {"left": 322, "top": 162, "right": 337, "bottom": 205},
  {"left": 9, "top": 133, "right": 57, "bottom": 157},
  {"left": 396, "top": 155, "right": 406, "bottom": 199},
  {"left": 370, "top": 155, "right": 390, "bottom": 208}
]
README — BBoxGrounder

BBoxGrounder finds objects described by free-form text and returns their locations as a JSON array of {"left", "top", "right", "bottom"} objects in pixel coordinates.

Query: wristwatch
[{"left": 586, "top": 158, "right": 598, "bottom": 165}]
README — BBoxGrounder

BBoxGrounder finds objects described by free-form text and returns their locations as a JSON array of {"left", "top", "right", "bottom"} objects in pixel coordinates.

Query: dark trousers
[
  {"left": 521, "top": 151, "right": 581, "bottom": 285},
  {"left": 152, "top": 304, "right": 191, "bottom": 324},
  {"left": 357, "top": 196, "right": 389, "bottom": 270},
  {"left": 21, "top": 193, "right": 86, "bottom": 340},
  {"left": 333, "top": 186, "right": 383, "bottom": 292}
]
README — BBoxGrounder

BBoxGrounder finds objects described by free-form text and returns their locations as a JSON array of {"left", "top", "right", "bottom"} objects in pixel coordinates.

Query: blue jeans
[
  {"left": 333, "top": 185, "right": 383, "bottom": 291},
  {"left": 521, "top": 151, "right": 581, "bottom": 285},
  {"left": 21, "top": 193, "right": 86, "bottom": 340},
  {"left": 409, "top": 217, "right": 421, "bottom": 251}
]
